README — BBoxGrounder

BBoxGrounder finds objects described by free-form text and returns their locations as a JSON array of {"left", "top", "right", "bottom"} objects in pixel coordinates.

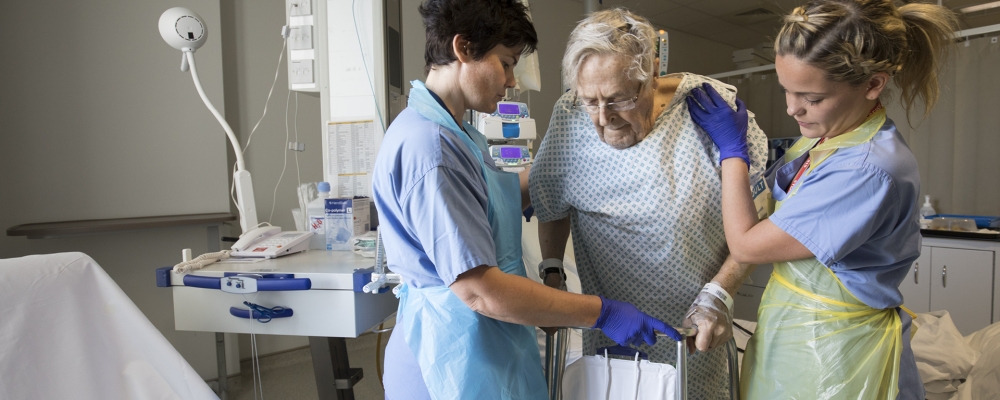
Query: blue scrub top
[
  {"left": 767, "top": 117, "right": 922, "bottom": 309},
  {"left": 372, "top": 103, "right": 498, "bottom": 288},
  {"left": 372, "top": 87, "right": 501, "bottom": 400}
]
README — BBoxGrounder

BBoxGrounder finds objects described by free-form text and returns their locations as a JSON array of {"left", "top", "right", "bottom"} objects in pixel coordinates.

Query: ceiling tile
[
  {"left": 679, "top": 17, "right": 740, "bottom": 36},
  {"left": 705, "top": 26, "right": 770, "bottom": 50},
  {"left": 602, "top": 0, "right": 682, "bottom": 18},
  {"left": 767, "top": 0, "right": 805, "bottom": 14},
  {"left": 687, "top": 0, "right": 762, "bottom": 18},
  {"left": 746, "top": 19, "right": 783, "bottom": 39},
  {"left": 947, "top": 0, "right": 994, "bottom": 9},
  {"left": 959, "top": 11, "right": 1000, "bottom": 31},
  {"left": 649, "top": 6, "right": 713, "bottom": 30}
]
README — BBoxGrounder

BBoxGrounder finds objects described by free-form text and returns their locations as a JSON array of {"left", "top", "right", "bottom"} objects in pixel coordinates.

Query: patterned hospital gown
[{"left": 530, "top": 73, "right": 767, "bottom": 399}]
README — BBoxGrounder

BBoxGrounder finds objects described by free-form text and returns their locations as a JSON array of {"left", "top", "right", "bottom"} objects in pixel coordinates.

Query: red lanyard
[
  {"left": 786, "top": 103, "right": 882, "bottom": 193},
  {"left": 786, "top": 138, "right": 826, "bottom": 193}
]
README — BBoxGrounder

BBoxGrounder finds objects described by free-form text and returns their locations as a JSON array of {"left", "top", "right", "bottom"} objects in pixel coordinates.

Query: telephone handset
[{"left": 230, "top": 226, "right": 312, "bottom": 259}]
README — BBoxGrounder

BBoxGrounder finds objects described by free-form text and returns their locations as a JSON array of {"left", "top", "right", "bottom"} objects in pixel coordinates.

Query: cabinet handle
[
  {"left": 913, "top": 263, "right": 919, "bottom": 284},
  {"left": 942, "top": 265, "right": 947, "bottom": 288}
]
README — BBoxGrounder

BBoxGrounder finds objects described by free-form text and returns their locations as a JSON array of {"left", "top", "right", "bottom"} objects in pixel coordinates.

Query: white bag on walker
[{"left": 563, "top": 348, "right": 677, "bottom": 400}]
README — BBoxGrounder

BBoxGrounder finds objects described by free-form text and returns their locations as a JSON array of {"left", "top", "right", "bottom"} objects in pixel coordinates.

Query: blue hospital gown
[{"left": 530, "top": 73, "right": 768, "bottom": 398}]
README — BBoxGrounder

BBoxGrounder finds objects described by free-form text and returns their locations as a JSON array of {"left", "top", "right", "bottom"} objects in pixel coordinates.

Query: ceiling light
[{"left": 959, "top": 1, "right": 1000, "bottom": 14}]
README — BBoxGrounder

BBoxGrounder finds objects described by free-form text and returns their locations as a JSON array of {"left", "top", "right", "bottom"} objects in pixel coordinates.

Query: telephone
[{"left": 230, "top": 226, "right": 313, "bottom": 259}]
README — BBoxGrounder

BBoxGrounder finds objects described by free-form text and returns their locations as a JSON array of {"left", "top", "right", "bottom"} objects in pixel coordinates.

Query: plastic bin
[{"left": 925, "top": 214, "right": 1000, "bottom": 229}]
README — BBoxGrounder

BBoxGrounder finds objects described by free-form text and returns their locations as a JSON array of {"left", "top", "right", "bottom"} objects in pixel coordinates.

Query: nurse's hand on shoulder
[
  {"left": 686, "top": 83, "right": 750, "bottom": 167},
  {"left": 593, "top": 296, "right": 682, "bottom": 346},
  {"left": 683, "top": 291, "right": 733, "bottom": 353}
]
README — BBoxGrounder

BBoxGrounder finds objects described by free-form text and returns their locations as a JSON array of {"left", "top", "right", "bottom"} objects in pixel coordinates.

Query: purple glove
[
  {"left": 592, "top": 296, "right": 682, "bottom": 345},
  {"left": 686, "top": 83, "right": 750, "bottom": 168}
]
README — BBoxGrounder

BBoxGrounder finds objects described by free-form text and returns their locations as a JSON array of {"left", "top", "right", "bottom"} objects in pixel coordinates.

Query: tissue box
[{"left": 325, "top": 197, "right": 371, "bottom": 250}]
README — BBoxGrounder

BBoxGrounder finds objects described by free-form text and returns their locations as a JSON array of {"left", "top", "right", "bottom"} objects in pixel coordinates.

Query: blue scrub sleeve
[
  {"left": 401, "top": 165, "right": 498, "bottom": 286},
  {"left": 768, "top": 164, "right": 899, "bottom": 268}
]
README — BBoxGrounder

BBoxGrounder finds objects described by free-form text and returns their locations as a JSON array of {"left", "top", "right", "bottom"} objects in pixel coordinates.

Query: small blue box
[{"left": 325, "top": 197, "right": 371, "bottom": 250}]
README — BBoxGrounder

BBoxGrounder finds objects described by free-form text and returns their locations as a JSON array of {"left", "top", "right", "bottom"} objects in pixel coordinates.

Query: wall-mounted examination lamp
[{"left": 158, "top": 7, "right": 258, "bottom": 234}]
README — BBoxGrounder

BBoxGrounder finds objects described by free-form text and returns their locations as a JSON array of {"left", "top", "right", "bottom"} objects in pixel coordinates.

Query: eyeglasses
[{"left": 569, "top": 84, "right": 643, "bottom": 114}]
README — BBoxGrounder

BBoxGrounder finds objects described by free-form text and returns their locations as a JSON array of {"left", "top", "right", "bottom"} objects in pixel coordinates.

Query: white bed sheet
[
  {"left": 911, "top": 310, "right": 1000, "bottom": 400},
  {"left": 0, "top": 252, "right": 217, "bottom": 400},
  {"left": 949, "top": 320, "right": 1000, "bottom": 400}
]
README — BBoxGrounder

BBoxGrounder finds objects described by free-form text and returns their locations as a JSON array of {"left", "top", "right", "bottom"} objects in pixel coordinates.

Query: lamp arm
[
  {"left": 184, "top": 50, "right": 258, "bottom": 232},
  {"left": 184, "top": 50, "right": 246, "bottom": 171}
]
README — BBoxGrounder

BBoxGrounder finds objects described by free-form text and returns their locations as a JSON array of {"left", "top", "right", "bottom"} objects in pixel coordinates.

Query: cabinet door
[
  {"left": 899, "top": 246, "right": 931, "bottom": 313},
  {"left": 930, "top": 247, "right": 994, "bottom": 335}
]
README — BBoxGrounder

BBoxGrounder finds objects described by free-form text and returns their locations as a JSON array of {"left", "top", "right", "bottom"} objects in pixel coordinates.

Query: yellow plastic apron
[{"left": 741, "top": 108, "right": 910, "bottom": 399}]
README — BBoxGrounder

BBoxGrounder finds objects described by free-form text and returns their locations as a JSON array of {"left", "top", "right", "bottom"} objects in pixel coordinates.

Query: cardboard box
[{"left": 325, "top": 197, "right": 371, "bottom": 250}]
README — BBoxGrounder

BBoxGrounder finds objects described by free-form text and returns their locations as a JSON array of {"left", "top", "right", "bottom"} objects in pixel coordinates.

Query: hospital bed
[{"left": 1, "top": 252, "right": 218, "bottom": 400}]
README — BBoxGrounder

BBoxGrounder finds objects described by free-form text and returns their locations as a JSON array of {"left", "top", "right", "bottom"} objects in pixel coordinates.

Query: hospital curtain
[
  {"left": 722, "top": 72, "right": 800, "bottom": 138},
  {"left": 722, "top": 34, "right": 1000, "bottom": 215},
  {"left": 887, "top": 34, "right": 1000, "bottom": 216}
]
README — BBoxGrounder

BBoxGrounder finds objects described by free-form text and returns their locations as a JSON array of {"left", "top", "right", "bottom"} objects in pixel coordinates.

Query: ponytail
[
  {"left": 774, "top": 0, "right": 958, "bottom": 123},
  {"left": 896, "top": 3, "right": 959, "bottom": 119}
]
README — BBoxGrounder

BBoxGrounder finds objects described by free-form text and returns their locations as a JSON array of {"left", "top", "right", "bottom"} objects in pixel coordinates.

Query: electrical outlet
[
  {"left": 290, "top": 0, "right": 312, "bottom": 16},
  {"left": 288, "top": 26, "right": 313, "bottom": 50},
  {"left": 289, "top": 60, "right": 314, "bottom": 84}
]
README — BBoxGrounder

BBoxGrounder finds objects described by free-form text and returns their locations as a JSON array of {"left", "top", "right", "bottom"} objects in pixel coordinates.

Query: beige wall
[
  {"left": 0, "top": 0, "right": 238, "bottom": 381},
  {"left": 219, "top": 0, "right": 324, "bottom": 357}
]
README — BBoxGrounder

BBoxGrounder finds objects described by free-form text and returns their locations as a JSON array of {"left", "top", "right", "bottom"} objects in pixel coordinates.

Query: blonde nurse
[{"left": 687, "top": 0, "right": 956, "bottom": 398}]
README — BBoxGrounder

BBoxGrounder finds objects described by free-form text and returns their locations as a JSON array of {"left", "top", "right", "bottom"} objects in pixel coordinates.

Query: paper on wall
[{"left": 327, "top": 120, "right": 376, "bottom": 197}]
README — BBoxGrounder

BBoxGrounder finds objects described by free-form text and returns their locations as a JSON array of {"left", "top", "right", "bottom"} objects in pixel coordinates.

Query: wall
[
  {"left": 663, "top": 29, "right": 739, "bottom": 76},
  {"left": 219, "top": 0, "right": 324, "bottom": 358},
  {"left": 0, "top": 0, "right": 238, "bottom": 380},
  {"left": 0, "top": 1, "right": 230, "bottom": 223},
  {"left": 0, "top": 0, "right": 326, "bottom": 381}
]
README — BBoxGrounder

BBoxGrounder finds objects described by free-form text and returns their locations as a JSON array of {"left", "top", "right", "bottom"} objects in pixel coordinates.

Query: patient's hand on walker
[{"left": 683, "top": 291, "right": 733, "bottom": 354}]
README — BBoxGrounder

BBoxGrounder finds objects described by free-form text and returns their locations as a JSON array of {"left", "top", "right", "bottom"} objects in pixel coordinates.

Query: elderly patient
[{"left": 529, "top": 8, "right": 767, "bottom": 398}]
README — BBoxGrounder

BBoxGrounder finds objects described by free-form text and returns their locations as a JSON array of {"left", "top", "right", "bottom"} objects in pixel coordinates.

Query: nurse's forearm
[
  {"left": 720, "top": 158, "right": 762, "bottom": 262},
  {"left": 451, "top": 265, "right": 601, "bottom": 328},
  {"left": 538, "top": 218, "right": 570, "bottom": 260},
  {"left": 720, "top": 159, "right": 815, "bottom": 264}
]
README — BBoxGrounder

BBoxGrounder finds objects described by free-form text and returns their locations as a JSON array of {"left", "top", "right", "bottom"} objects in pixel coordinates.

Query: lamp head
[{"left": 159, "top": 7, "right": 207, "bottom": 52}]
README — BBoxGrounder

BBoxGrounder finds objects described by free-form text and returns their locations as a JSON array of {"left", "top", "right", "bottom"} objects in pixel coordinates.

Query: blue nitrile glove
[
  {"left": 686, "top": 83, "right": 751, "bottom": 168},
  {"left": 592, "top": 296, "right": 682, "bottom": 346}
]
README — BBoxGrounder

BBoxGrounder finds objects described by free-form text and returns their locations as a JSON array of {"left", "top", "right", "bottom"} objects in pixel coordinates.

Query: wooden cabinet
[{"left": 736, "top": 237, "right": 998, "bottom": 336}]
